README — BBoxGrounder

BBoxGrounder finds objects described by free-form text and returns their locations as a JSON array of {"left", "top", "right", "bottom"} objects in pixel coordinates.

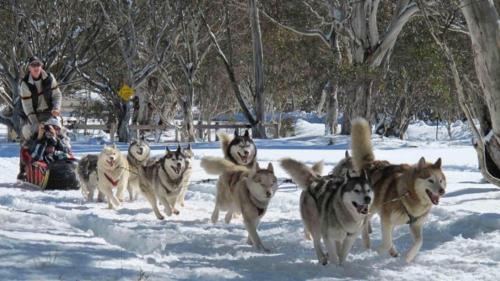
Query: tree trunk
[
  {"left": 325, "top": 84, "right": 338, "bottom": 135},
  {"left": 461, "top": 0, "right": 500, "bottom": 184},
  {"left": 249, "top": 0, "right": 267, "bottom": 138},
  {"left": 118, "top": 101, "right": 132, "bottom": 142},
  {"left": 182, "top": 81, "right": 196, "bottom": 142}
]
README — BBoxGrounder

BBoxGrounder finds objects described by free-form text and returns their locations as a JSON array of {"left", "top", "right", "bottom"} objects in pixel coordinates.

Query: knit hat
[{"left": 45, "top": 117, "right": 62, "bottom": 128}]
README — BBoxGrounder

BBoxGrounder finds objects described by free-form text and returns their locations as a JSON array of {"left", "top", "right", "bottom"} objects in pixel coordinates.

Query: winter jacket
[{"left": 20, "top": 70, "right": 62, "bottom": 125}]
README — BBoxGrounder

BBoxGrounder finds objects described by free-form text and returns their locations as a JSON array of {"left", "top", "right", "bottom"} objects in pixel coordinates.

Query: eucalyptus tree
[
  {"left": 0, "top": 0, "right": 104, "bottom": 138},
  {"left": 261, "top": 0, "right": 421, "bottom": 132},
  {"left": 77, "top": 0, "right": 176, "bottom": 142},
  {"left": 459, "top": 0, "right": 500, "bottom": 185}
]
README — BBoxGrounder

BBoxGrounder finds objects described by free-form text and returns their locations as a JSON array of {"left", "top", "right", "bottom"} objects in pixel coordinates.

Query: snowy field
[{"left": 0, "top": 120, "right": 499, "bottom": 281}]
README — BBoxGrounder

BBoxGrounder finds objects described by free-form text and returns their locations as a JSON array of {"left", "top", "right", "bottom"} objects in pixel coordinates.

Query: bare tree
[
  {"left": 261, "top": 0, "right": 420, "bottom": 132},
  {"left": 78, "top": 0, "right": 175, "bottom": 142},
  {"left": 0, "top": 0, "right": 104, "bottom": 138},
  {"left": 169, "top": 1, "right": 214, "bottom": 142},
  {"left": 248, "top": 0, "right": 267, "bottom": 138}
]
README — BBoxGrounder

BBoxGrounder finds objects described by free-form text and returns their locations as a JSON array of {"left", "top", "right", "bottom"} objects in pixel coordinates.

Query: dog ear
[
  {"left": 244, "top": 129, "right": 250, "bottom": 137},
  {"left": 345, "top": 170, "right": 352, "bottom": 180},
  {"left": 345, "top": 150, "right": 350, "bottom": 158},
  {"left": 267, "top": 162, "right": 274, "bottom": 172},
  {"left": 434, "top": 158, "right": 442, "bottom": 168},
  {"left": 417, "top": 157, "right": 426, "bottom": 169},
  {"left": 234, "top": 129, "right": 239, "bottom": 136},
  {"left": 176, "top": 143, "right": 181, "bottom": 152},
  {"left": 166, "top": 146, "right": 171, "bottom": 152},
  {"left": 112, "top": 143, "right": 117, "bottom": 149}
]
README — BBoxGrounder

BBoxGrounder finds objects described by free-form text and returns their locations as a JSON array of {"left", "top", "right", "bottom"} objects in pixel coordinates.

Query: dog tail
[
  {"left": 200, "top": 156, "right": 247, "bottom": 175},
  {"left": 351, "top": 117, "right": 375, "bottom": 172},
  {"left": 217, "top": 132, "right": 232, "bottom": 159},
  {"left": 280, "top": 158, "right": 320, "bottom": 189}
]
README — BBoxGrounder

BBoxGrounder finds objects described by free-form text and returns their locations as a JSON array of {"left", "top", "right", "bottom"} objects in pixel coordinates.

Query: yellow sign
[{"left": 118, "top": 84, "right": 135, "bottom": 101}]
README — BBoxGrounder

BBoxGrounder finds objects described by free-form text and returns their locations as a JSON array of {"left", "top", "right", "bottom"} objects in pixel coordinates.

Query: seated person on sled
[{"left": 28, "top": 117, "right": 71, "bottom": 163}]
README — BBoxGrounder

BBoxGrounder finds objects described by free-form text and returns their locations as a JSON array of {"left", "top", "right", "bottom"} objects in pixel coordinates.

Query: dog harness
[
  {"left": 248, "top": 191, "right": 267, "bottom": 217},
  {"left": 401, "top": 203, "right": 429, "bottom": 225},
  {"left": 104, "top": 172, "right": 120, "bottom": 187}
]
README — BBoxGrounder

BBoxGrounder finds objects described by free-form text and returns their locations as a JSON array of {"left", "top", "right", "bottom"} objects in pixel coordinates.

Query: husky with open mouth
[
  {"left": 219, "top": 129, "right": 257, "bottom": 168},
  {"left": 281, "top": 158, "right": 373, "bottom": 265},
  {"left": 350, "top": 117, "right": 446, "bottom": 262},
  {"left": 138, "top": 145, "right": 189, "bottom": 220},
  {"left": 96, "top": 144, "right": 130, "bottom": 209}
]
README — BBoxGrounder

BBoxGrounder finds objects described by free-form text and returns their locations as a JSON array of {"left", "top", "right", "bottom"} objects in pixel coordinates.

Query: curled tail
[
  {"left": 280, "top": 158, "right": 321, "bottom": 189},
  {"left": 200, "top": 156, "right": 247, "bottom": 175},
  {"left": 351, "top": 117, "right": 375, "bottom": 172},
  {"left": 217, "top": 132, "right": 232, "bottom": 159}
]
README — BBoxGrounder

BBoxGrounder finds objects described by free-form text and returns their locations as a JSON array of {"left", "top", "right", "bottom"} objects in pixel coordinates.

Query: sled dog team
[{"left": 77, "top": 118, "right": 446, "bottom": 264}]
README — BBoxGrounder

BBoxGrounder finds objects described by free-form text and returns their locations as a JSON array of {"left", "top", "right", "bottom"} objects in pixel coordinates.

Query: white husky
[{"left": 96, "top": 144, "right": 129, "bottom": 209}]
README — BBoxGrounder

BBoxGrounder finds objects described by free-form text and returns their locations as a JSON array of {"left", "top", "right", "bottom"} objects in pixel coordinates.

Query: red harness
[{"left": 104, "top": 173, "right": 119, "bottom": 187}]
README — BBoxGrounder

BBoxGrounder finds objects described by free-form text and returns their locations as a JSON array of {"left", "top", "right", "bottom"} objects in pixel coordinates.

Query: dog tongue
[
  {"left": 357, "top": 204, "right": 368, "bottom": 214},
  {"left": 430, "top": 193, "right": 440, "bottom": 205},
  {"left": 427, "top": 190, "right": 440, "bottom": 205}
]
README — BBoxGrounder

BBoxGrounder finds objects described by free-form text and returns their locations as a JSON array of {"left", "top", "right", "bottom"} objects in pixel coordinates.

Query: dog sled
[{"left": 19, "top": 145, "right": 79, "bottom": 190}]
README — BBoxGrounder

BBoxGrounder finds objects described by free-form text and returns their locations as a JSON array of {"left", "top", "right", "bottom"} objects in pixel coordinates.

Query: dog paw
[
  {"left": 173, "top": 209, "right": 180, "bottom": 215},
  {"left": 389, "top": 249, "right": 400, "bottom": 257},
  {"left": 246, "top": 237, "right": 253, "bottom": 246},
  {"left": 319, "top": 256, "right": 328, "bottom": 266}
]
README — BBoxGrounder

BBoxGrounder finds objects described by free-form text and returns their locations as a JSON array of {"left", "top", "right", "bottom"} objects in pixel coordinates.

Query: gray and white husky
[
  {"left": 281, "top": 158, "right": 373, "bottom": 265},
  {"left": 127, "top": 138, "right": 151, "bottom": 201},
  {"left": 138, "top": 145, "right": 190, "bottom": 220},
  {"left": 78, "top": 154, "right": 104, "bottom": 202},
  {"left": 201, "top": 156, "right": 278, "bottom": 251},
  {"left": 219, "top": 129, "right": 257, "bottom": 168}
]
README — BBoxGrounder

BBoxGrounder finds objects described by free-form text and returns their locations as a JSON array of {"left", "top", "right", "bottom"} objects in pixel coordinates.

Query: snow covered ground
[{"left": 0, "top": 120, "right": 499, "bottom": 281}]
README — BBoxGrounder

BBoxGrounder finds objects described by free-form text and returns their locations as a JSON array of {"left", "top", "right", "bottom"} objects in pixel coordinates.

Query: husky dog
[
  {"left": 350, "top": 118, "right": 446, "bottom": 262},
  {"left": 127, "top": 138, "right": 151, "bottom": 201},
  {"left": 219, "top": 129, "right": 257, "bottom": 168},
  {"left": 177, "top": 144, "right": 193, "bottom": 207},
  {"left": 201, "top": 156, "right": 278, "bottom": 251},
  {"left": 77, "top": 154, "right": 104, "bottom": 202},
  {"left": 96, "top": 144, "right": 130, "bottom": 209},
  {"left": 138, "top": 145, "right": 190, "bottom": 220},
  {"left": 281, "top": 158, "right": 373, "bottom": 265}
]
